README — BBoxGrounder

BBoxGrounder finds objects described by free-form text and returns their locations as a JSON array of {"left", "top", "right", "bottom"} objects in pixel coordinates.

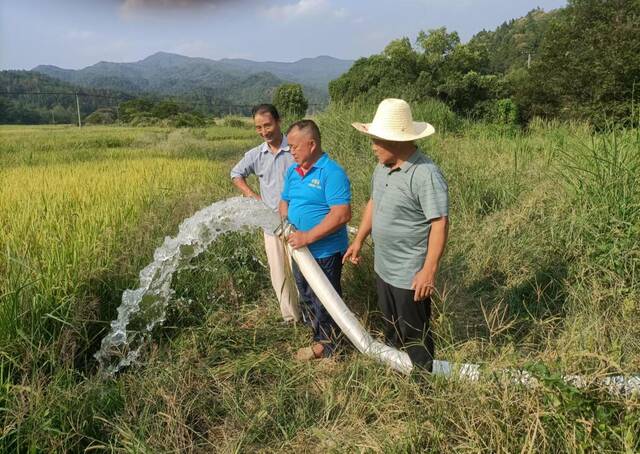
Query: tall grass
[{"left": 1, "top": 111, "right": 639, "bottom": 452}]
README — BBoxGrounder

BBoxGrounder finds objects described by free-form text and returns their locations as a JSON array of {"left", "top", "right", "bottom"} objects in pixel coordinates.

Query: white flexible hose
[
  {"left": 279, "top": 223, "right": 640, "bottom": 393},
  {"left": 287, "top": 243, "right": 413, "bottom": 374}
]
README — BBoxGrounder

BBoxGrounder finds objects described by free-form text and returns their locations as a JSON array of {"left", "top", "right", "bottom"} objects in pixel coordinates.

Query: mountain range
[{"left": 33, "top": 52, "right": 354, "bottom": 106}]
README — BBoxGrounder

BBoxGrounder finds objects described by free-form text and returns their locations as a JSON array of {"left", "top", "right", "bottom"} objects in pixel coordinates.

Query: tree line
[
  {"left": 0, "top": 71, "right": 129, "bottom": 124},
  {"left": 0, "top": 70, "right": 311, "bottom": 126},
  {"left": 330, "top": 0, "right": 640, "bottom": 125}
]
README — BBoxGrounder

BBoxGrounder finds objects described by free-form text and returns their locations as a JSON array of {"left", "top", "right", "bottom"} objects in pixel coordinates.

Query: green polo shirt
[{"left": 371, "top": 150, "right": 448, "bottom": 290}]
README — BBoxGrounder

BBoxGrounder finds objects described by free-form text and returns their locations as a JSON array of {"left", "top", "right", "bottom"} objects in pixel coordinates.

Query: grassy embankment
[{"left": 1, "top": 103, "right": 639, "bottom": 452}]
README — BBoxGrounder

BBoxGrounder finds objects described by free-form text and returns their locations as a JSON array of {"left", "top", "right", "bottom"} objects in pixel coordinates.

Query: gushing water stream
[{"left": 94, "top": 196, "right": 280, "bottom": 376}]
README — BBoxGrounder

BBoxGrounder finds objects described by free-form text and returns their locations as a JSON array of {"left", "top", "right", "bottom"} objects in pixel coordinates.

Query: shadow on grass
[{"left": 458, "top": 258, "right": 569, "bottom": 348}]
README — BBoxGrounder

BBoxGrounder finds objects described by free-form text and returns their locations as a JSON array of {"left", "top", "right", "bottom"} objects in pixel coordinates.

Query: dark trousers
[
  {"left": 292, "top": 252, "right": 342, "bottom": 357},
  {"left": 375, "top": 273, "right": 434, "bottom": 371}
]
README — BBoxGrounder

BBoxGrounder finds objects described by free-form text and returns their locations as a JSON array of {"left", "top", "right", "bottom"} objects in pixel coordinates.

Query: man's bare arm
[
  {"left": 279, "top": 199, "right": 289, "bottom": 219},
  {"left": 232, "top": 176, "right": 260, "bottom": 200},
  {"left": 287, "top": 204, "right": 351, "bottom": 249},
  {"left": 412, "top": 216, "right": 449, "bottom": 301},
  {"left": 343, "top": 199, "right": 373, "bottom": 264}
]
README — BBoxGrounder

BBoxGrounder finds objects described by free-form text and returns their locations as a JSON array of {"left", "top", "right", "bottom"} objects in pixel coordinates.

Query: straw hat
[{"left": 351, "top": 98, "right": 435, "bottom": 142}]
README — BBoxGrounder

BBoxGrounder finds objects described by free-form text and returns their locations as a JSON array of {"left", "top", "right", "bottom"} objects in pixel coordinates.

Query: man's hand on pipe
[{"left": 287, "top": 230, "right": 311, "bottom": 249}]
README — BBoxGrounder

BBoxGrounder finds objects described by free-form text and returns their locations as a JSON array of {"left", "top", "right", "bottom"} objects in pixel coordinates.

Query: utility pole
[
  {"left": 75, "top": 93, "right": 82, "bottom": 127},
  {"left": 527, "top": 53, "right": 531, "bottom": 69}
]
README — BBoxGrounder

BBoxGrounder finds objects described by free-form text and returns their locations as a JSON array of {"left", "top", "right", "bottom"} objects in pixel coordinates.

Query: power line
[
  {"left": 0, "top": 91, "right": 324, "bottom": 108},
  {"left": 0, "top": 91, "right": 130, "bottom": 100},
  {"left": 1, "top": 90, "right": 325, "bottom": 126}
]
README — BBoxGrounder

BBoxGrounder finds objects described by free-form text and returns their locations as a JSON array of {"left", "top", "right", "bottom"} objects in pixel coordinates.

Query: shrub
[
  {"left": 151, "top": 101, "right": 182, "bottom": 119},
  {"left": 84, "top": 108, "right": 117, "bottom": 125},
  {"left": 493, "top": 99, "right": 519, "bottom": 125},
  {"left": 172, "top": 112, "right": 205, "bottom": 128},
  {"left": 129, "top": 114, "right": 159, "bottom": 127},
  {"left": 221, "top": 116, "right": 250, "bottom": 128},
  {"left": 119, "top": 99, "right": 155, "bottom": 122},
  {"left": 273, "top": 83, "right": 308, "bottom": 120}
]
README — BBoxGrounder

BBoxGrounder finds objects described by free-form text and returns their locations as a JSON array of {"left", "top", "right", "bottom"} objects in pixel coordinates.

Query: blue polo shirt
[{"left": 281, "top": 153, "right": 351, "bottom": 259}]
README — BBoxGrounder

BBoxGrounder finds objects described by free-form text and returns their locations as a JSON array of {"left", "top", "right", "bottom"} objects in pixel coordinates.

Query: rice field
[{"left": 1, "top": 107, "right": 639, "bottom": 452}]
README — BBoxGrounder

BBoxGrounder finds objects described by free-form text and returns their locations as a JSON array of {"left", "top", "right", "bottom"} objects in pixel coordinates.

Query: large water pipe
[
  {"left": 276, "top": 220, "right": 640, "bottom": 395},
  {"left": 277, "top": 219, "right": 445, "bottom": 375},
  {"left": 284, "top": 233, "right": 414, "bottom": 374}
]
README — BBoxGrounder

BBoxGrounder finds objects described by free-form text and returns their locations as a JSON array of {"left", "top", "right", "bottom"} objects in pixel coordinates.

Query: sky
[{"left": 0, "top": 0, "right": 567, "bottom": 70}]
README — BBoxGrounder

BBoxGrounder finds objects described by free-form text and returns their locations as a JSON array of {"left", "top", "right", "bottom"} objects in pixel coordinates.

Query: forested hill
[
  {"left": 469, "top": 8, "right": 558, "bottom": 74},
  {"left": 0, "top": 70, "right": 130, "bottom": 124},
  {"left": 330, "top": 1, "right": 639, "bottom": 125},
  {"left": 2, "top": 53, "right": 353, "bottom": 123},
  {"left": 32, "top": 53, "right": 353, "bottom": 106}
]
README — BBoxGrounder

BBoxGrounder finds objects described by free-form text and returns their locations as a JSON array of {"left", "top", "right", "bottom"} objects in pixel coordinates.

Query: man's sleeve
[
  {"left": 230, "top": 148, "right": 257, "bottom": 179},
  {"left": 325, "top": 166, "right": 351, "bottom": 206},
  {"left": 418, "top": 167, "right": 449, "bottom": 222},
  {"left": 281, "top": 166, "right": 293, "bottom": 202}
]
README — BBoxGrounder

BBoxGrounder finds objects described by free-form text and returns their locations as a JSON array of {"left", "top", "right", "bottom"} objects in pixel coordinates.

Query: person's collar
[
  {"left": 296, "top": 152, "right": 326, "bottom": 176},
  {"left": 261, "top": 135, "right": 290, "bottom": 154},
  {"left": 384, "top": 149, "right": 419, "bottom": 173},
  {"left": 311, "top": 152, "right": 328, "bottom": 168},
  {"left": 398, "top": 149, "right": 420, "bottom": 172}
]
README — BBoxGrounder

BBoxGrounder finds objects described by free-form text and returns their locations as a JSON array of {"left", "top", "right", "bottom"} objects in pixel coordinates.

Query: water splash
[{"left": 95, "top": 196, "right": 280, "bottom": 376}]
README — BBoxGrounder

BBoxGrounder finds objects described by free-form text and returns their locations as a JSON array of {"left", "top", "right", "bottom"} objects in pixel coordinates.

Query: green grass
[{"left": 0, "top": 105, "right": 639, "bottom": 452}]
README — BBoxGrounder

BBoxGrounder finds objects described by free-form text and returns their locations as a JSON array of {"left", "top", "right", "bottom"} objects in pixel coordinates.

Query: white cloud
[
  {"left": 334, "top": 7, "right": 348, "bottom": 19},
  {"left": 121, "top": 0, "right": 221, "bottom": 11},
  {"left": 118, "top": 0, "right": 227, "bottom": 19},
  {"left": 264, "top": 0, "right": 348, "bottom": 21},
  {"left": 264, "top": 0, "right": 326, "bottom": 18}
]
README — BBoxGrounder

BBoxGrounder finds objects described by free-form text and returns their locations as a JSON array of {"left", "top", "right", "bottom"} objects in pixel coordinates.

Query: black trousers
[
  {"left": 375, "top": 273, "right": 434, "bottom": 371},
  {"left": 292, "top": 252, "right": 342, "bottom": 356}
]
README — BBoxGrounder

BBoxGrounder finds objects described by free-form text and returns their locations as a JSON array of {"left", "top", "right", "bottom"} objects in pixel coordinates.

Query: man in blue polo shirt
[{"left": 279, "top": 119, "right": 351, "bottom": 360}]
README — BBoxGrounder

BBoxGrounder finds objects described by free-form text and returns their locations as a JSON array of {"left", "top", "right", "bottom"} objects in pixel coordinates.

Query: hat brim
[{"left": 351, "top": 121, "right": 435, "bottom": 141}]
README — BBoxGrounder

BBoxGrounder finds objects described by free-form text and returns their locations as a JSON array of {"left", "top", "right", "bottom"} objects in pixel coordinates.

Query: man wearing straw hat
[
  {"left": 230, "top": 104, "right": 300, "bottom": 323},
  {"left": 343, "top": 98, "right": 449, "bottom": 372}
]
